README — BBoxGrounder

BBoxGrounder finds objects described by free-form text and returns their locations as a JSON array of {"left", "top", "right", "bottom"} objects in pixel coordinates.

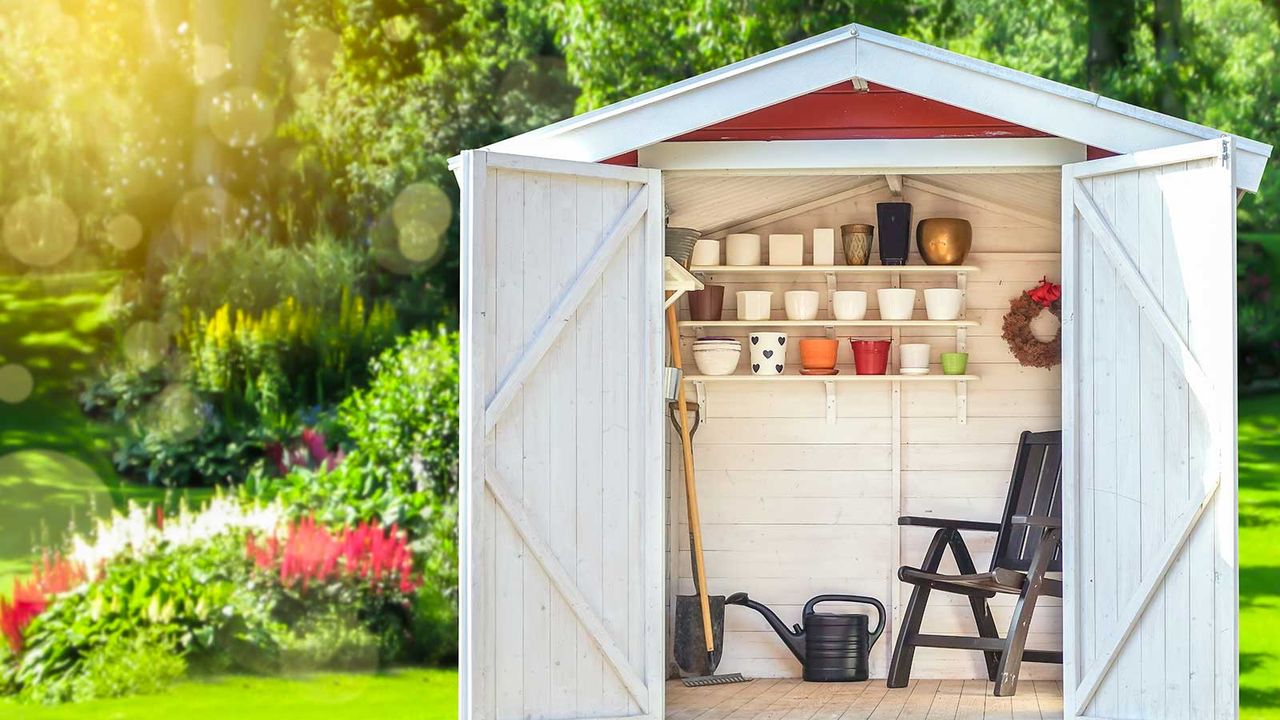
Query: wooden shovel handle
[{"left": 666, "top": 300, "right": 715, "bottom": 654}]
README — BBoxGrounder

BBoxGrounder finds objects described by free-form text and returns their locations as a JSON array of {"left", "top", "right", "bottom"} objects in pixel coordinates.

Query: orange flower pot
[{"left": 798, "top": 338, "right": 839, "bottom": 370}]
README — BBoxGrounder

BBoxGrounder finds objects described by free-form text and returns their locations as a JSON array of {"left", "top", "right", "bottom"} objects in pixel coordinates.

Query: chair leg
[
  {"left": 968, "top": 595, "right": 1001, "bottom": 682},
  {"left": 949, "top": 533, "right": 1001, "bottom": 681},
  {"left": 993, "top": 528, "right": 1059, "bottom": 697},
  {"left": 888, "top": 528, "right": 953, "bottom": 689},
  {"left": 887, "top": 582, "right": 929, "bottom": 688}
]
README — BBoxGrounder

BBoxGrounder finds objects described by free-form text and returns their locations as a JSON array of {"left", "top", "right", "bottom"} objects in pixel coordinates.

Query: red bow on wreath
[{"left": 1027, "top": 276, "right": 1061, "bottom": 308}]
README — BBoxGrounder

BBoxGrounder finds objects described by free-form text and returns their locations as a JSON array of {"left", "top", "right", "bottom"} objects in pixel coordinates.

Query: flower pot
[
  {"left": 850, "top": 338, "right": 891, "bottom": 375},
  {"left": 876, "top": 202, "right": 912, "bottom": 266},
  {"left": 799, "top": 338, "right": 838, "bottom": 370},
  {"left": 691, "top": 239, "right": 721, "bottom": 266},
  {"left": 923, "top": 288, "right": 964, "bottom": 321},
  {"left": 784, "top": 290, "right": 820, "bottom": 321},
  {"left": 768, "top": 234, "right": 804, "bottom": 266},
  {"left": 832, "top": 291, "right": 868, "bottom": 321},
  {"left": 736, "top": 290, "right": 773, "bottom": 321},
  {"left": 749, "top": 332, "right": 787, "bottom": 375},
  {"left": 876, "top": 288, "right": 917, "bottom": 321},
  {"left": 916, "top": 218, "right": 972, "bottom": 265},
  {"left": 687, "top": 284, "right": 725, "bottom": 321},
  {"left": 726, "top": 234, "right": 762, "bottom": 266},
  {"left": 665, "top": 227, "right": 700, "bottom": 268},
  {"left": 900, "top": 343, "right": 931, "bottom": 370},
  {"left": 840, "top": 224, "right": 873, "bottom": 266},
  {"left": 941, "top": 352, "right": 969, "bottom": 376}
]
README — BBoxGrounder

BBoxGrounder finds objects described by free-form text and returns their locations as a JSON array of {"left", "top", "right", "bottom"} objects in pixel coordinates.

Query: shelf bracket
[
  {"left": 824, "top": 325, "right": 836, "bottom": 340},
  {"left": 693, "top": 381, "right": 707, "bottom": 426},
  {"left": 824, "top": 271, "right": 838, "bottom": 320},
  {"left": 824, "top": 380, "right": 837, "bottom": 424},
  {"left": 957, "top": 380, "right": 968, "bottom": 424},
  {"left": 885, "top": 174, "right": 903, "bottom": 198},
  {"left": 693, "top": 324, "right": 704, "bottom": 339}
]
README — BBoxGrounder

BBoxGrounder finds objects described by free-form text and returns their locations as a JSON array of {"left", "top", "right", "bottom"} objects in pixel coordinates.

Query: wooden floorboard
[{"left": 665, "top": 678, "right": 1063, "bottom": 720}]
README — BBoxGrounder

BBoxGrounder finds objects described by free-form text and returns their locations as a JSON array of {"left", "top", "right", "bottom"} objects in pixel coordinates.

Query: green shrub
[
  {"left": 277, "top": 609, "right": 381, "bottom": 674},
  {"left": 245, "top": 328, "right": 459, "bottom": 662},
  {"left": 66, "top": 631, "right": 187, "bottom": 703},
  {"left": 6, "top": 536, "right": 274, "bottom": 703},
  {"left": 1240, "top": 240, "right": 1280, "bottom": 389},
  {"left": 161, "top": 234, "right": 369, "bottom": 316}
]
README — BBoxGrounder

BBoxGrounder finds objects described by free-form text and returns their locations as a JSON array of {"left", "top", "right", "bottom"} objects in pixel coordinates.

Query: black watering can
[{"left": 726, "top": 592, "right": 885, "bottom": 682}]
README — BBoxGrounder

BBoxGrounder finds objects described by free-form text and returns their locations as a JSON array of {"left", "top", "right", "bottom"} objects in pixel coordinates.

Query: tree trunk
[
  {"left": 1151, "top": 0, "right": 1186, "bottom": 118},
  {"left": 1086, "top": 0, "right": 1136, "bottom": 94}
]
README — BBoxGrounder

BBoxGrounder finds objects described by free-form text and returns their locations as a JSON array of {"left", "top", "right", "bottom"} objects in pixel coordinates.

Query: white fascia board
[
  {"left": 638, "top": 137, "right": 1085, "bottom": 172},
  {"left": 480, "top": 29, "right": 859, "bottom": 163},
  {"left": 853, "top": 27, "right": 1271, "bottom": 191}
]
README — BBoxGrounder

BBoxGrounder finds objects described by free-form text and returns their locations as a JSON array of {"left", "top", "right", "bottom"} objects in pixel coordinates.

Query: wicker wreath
[{"left": 1002, "top": 280, "right": 1062, "bottom": 369}]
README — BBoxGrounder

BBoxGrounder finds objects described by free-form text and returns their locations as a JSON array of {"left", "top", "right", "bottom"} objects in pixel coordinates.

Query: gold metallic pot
[{"left": 916, "top": 218, "right": 972, "bottom": 265}]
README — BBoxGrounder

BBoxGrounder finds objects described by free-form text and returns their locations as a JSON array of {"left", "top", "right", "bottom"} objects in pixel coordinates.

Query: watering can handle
[{"left": 802, "top": 594, "right": 887, "bottom": 649}]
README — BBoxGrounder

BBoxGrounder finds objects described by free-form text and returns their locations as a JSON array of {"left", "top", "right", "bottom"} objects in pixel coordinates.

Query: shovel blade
[{"left": 674, "top": 594, "right": 726, "bottom": 678}]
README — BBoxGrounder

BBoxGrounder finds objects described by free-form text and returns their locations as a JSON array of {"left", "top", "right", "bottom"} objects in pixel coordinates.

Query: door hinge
[{"left": 1221, "top": 137, "right": 1231, "bottom": 166}]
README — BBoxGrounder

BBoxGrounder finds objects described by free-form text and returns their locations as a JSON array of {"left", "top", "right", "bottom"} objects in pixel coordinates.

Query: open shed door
[
  {"left": 1061, "top": 138, "right": 1238, "bottom": 719},
  {"left": 458, "top": 151, "right": 665, "bottom": 720}
]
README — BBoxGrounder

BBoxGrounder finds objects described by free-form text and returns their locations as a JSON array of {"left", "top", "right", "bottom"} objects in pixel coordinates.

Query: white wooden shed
[{"left": 451, "top": 23, "right": 1271, "bottom": 720}]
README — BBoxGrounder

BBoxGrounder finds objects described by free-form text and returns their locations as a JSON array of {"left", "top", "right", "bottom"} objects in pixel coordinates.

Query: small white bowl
[
  {"left": 832, "top": 291, "right": 868, "bottom": 321},
  {"left": 924, "top": 288, "right": 964, "bottom": 321},
  {"left": 692, "top": 346, "right": 741, "bottom": 376},
  {"left": 736, "top": 290, "right": 773, "bottom": 321},
  {"left": 725, "top": 234, "right": 762, "bottom": 266},
  {"left": 877, "top": 288, "right": 917, "bottom": 321},
  {"left": 784, "top": 290, "right": 820, "bottom": 321}
]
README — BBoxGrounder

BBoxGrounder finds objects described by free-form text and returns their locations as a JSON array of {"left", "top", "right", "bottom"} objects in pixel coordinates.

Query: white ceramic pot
[
  {"left": 693, "top": 346, "right": 741, "bottom": 376},
  {"left": 811, "top": 228, "right": 836, "bottom": 266},
  {"left": 736, "top": 290, "right": 773, "bottom": 321},
  {"left": 924, "top": 288, "right": 964, "bottom": 321},
  {"left": 900, "top": 343, "right": 931, "bottom": 370},
  {"left": 768, "top": 234, "right": 804, "bottom": 266},
  {"left": 725, "top": 234, "right": 762, "bottom": 266},
  {"left": 691, "top": 239, "right": 721, "bottom": 266},
  {"left": 784, "top": 290, "right": 820, "bottom": 321},
  {"left": 749, "top": 332, "right": 787, "bottom": 375},
  {"left": 877, "top": 288, "right": 917, "bottom": 321},
  {"left": 831, "top": 290, "right": 868, "bottom": 321}
]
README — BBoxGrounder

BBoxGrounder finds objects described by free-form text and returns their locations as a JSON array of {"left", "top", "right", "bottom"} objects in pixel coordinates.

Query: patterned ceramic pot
[{"left": 749, "top": 332, "right": 788, "bottom": 375}]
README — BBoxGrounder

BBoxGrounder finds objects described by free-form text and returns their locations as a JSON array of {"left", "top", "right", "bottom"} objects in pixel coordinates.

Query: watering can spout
[{"left": 725, "top": 592, "right": 806, "bottom": 663}]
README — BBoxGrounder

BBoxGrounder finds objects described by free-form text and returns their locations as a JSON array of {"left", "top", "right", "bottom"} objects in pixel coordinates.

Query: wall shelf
[
  {"left": 679, "top": 319, "right": 977, "bottom": 329},
  {"left": 684, "top": 373, "right": 977, "bottom": 383},
  {"left": 689, "top": 264, "right": 980, "bottom": 276}
]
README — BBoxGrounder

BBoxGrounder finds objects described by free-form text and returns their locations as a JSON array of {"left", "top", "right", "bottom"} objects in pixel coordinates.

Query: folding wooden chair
[{"left": 887, "top": 430, "right": 1062, "bottom": 696}]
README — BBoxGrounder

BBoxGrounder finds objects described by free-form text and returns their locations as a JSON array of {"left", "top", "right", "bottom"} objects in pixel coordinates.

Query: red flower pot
[{"left": 850, "top": 338, "right": 892, "bottom": 375}]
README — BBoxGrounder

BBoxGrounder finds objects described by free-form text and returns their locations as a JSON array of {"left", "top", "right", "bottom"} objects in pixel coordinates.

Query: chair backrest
[{"left": 990, "top": 430, "right": 1063, "bottom": 572}]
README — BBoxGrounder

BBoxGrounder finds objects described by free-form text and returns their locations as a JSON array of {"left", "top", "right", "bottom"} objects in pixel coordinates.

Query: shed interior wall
[{"left": 663, "top": 171, "right": 1063, "bottom": 682}]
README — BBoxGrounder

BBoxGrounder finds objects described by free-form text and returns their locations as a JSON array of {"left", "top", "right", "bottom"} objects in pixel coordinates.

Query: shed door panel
[
  {"left": 460, "top": 151, "right": 664, "bottom": 720},
  {"left": 1062, "top": 139, "right": 1237, "bottom": 720}
]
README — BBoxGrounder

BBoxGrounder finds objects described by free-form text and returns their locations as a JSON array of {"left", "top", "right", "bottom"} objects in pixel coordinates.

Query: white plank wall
[
  {"left": 1068, "top": 151, "right": 1236, "bottom": 719},
  {"left": 666, "top": 173, "right": 1063, "bottom": 683},
  {"left": 477, "top": 164, "right": 658, "bottom": 719}
]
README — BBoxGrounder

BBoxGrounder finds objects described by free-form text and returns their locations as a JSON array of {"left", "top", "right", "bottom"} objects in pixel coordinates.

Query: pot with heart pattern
[{"left": 749, "top": 332, "right": 788, "bottom": 375}]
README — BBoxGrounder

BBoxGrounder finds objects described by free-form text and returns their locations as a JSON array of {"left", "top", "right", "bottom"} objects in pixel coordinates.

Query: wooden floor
[{"left": 666, "top": 678, "right": 1064, "bottom": 720}]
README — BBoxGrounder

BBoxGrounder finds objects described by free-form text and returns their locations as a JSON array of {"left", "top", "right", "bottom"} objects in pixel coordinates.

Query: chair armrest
[
  {"left": 1012, "top": 514, "right": 1062, "bottom": 529},
  {"left": 898, "top": 516, "right": 1001, "bottom": 532}
]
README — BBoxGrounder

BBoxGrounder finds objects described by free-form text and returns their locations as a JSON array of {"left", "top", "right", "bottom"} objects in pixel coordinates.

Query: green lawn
[
  {"left": 3, "top": 668, "right": 458, "bottom": 720},
  {"left": 0, "top": 273, "right": 212, "bottom": 593},
  {"left": 1240, "top": 393, "right": 1280, "bottom": 717}
]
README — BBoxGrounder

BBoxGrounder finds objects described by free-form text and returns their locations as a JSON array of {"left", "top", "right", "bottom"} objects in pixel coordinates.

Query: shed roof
[{"left": 460, "top": 23, "right": 1271, "bottom": 191}]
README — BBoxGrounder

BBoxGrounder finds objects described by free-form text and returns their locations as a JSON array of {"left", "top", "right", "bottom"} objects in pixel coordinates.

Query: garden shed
[{"left": 451, "top": 23, "right": 1270, "bottom": 720}]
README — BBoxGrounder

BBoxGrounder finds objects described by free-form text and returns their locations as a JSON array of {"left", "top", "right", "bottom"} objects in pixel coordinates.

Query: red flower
[
  {"left": 0, "top": 553, "right": 86, "bottom": 653},
  {"left": 244, "top": 516, "right": 419, "bottom": 594}
]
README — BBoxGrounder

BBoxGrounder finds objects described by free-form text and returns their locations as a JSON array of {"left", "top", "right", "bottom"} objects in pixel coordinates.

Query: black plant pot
[{"left": 876, "top": 202, "right": 912, "bottom": 266}]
